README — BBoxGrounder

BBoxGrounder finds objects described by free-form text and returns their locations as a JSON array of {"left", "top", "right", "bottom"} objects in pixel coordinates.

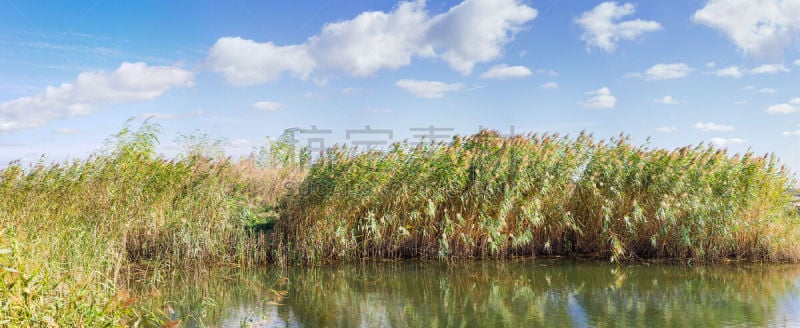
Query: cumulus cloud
[
  {"left": 479, "top": 64, "right": 532, "bottom": 79},
  {"left": 715, "top": 64, "right": 790, "bottom": 77},
  {"left": 252, "top": 101, "right": 285, "bottom": 111},
  {"left": 710, "top": 137, "right": 746, "bottom": 147},
  {"left": 796, "top": 59, "right": 800, "bottom": 66},
  {"left": 575, "top": 2, "right": 662, "bottom": 52},
  {"left": 643, "top": 63, "right": 694, "bottom": 80},
  {"left": 207, "top": 0, "right": 538, "bottom": 83},
  {"left": 695, "top": 122, "right": 734, "bottom": 132},
  {"left": 767, "top": 98, "right": 799, "bottom": 113},
  {"left": 206, "top": 37, "right": 315, "bottom": 86},
  {"left": 306, "top": 0, "right": 433, "bottom": 77},
  {"left": 750, "top": 63, "right": 791, "bottom": 74},
  {"left": 654, "top": 95, "right": 681, "bottom": 105},
  {"left": 693, "top": 0, "right": 800, "bottom": 59},
  {"left": 581, "top": 87, "right": 616, "bottom": 109},
  {"left": 715, "top": 66, "right": 743, "bottom": 78},
  {"left": 758, "top": 88, "right": 777, "bottom": 93},
  {"left": 395, "top": 79, "right": 464, "bottom": 98},
  {"left": 783, "top": 124, "right": 800, "bottom": 137},
  {"left": 428, "top": 0, "right": 539, "bottom": 74},
  {"left": 656, "top": 126, "right": 678, "bottom": 132},
  {"left": 539, "top": 81, "right": 559, "bottom": 89},
  {"left": 0, "top": 62, "right": 194, "bottom": 132}
]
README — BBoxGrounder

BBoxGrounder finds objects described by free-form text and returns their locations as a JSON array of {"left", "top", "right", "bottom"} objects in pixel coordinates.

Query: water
[{"left": 134, "top": 259, "right": 800, "bottom": 327}]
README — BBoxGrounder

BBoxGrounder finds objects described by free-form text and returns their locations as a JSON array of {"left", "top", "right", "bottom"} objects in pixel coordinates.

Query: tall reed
[
  {"left": 0, "top": 120, "right": 297, "bottom": 325},
  {"left": 2, "top": 123, "right": 797, "bottom": 325},
  {"left": 275, "top": 130, "right": 799, "bottom": 263}
]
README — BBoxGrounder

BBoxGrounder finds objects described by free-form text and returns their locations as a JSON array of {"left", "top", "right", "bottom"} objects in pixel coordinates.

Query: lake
[{"left": 132, "top": 259, "right": 800, "bottom": 327}]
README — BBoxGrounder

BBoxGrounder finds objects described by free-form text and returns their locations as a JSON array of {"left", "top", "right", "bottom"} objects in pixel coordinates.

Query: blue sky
[{"left": 1, "top": 0, "right": 799, "bottom": 171}]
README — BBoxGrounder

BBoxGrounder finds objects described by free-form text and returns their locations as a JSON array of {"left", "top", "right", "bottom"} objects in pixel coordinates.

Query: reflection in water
[{"left": 133, "top": 260, "right": 800, "bottom": 327}]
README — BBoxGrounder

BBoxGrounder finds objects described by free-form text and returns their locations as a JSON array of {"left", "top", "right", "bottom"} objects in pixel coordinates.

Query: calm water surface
[{"left": 135, "top": 259, "right": 800, "bottom": 327}]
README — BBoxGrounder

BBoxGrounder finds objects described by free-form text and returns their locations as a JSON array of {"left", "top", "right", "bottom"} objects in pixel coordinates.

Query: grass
[
  {"left": 0, "top": 120, "right": 298, "bottom": 326},
  {"left": 275, "top": 130, "right": 800, "bottom": 264},
  {"left": 0, "top": 122, "right": 798, "bottom": 325}
]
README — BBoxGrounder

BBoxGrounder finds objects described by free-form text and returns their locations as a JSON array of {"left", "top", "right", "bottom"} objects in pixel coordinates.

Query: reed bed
[
  {"left": 1, "top": 123, "right": 797, "bottom": 325},
  {"left": 275, "top": 130, "right": 799, "bottom": 264},
  {"left": 0, "top": 121, "right": 297, "bottom": 326}
]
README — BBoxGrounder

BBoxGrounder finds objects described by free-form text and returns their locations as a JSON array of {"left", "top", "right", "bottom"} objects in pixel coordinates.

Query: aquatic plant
[
  {"left": 1, "top": 122, "right": 797, "bottom": 325},
  {"left": 0, "top": 120, "right": 298, "bottom": 325},
  {"left": 275, "top": 130, "right": 799, "bottom": 263}
]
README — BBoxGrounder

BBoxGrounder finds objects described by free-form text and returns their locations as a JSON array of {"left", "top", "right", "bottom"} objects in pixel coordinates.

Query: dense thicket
[{"left": 276, "top": 131, "right": 799, "bottom": 264}]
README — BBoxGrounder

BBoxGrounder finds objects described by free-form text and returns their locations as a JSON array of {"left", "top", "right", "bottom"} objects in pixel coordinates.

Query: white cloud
[
  {"left": 207, "top": 0, "right": 538, "bottom": 83},
  {"left": 758, "top": 88, "right": 777, "bottom": 93},
  {"left": 749, "top": 63, "right": 790, "bottom": 74},
  {"left": 734, "top": 99, "right": 748, "bottom": 105},
  {"left": 0, "top": 62, "right": 194, "bottom": 132},
  {"left": 783, "top": 125, "right": 800, "bottom": 137},
  {"left": 792, "top": 98, "right": 800, "bottom": 104},
  {"left": 656, "top": 126, "right": 678, "bottom": 132},
  {"left": 252, "top": 101, "right": 285, "bottom": 111},
  {"left": 307, "top": 0, "right": 433, "bottom": 77},
  {"left": 206, "top": 37, "right": 315, "bottom": 86},
  {"left": 654, "top": 95, "right": 681, "bottom": 105},
  {"left": 706, "top": 61, "right": 716, "bottom": 68},
  {"left": 581, "top": 87, "right": 616, "bottom": 109},
  {"left": 767, "top": 103, "right": 798, "bottom": 113},
  {"left": 795, "top": 59, "right": 800, "bottom": 66},
  {"left": 395, "top": 79, "right": 464, "bottom": 98},
  {"left": 709, "top": 137, "right": 745, "bottom": 147},
  {"left": 716, "top": 64, "right": 790, "bottom": 77},
  {"left": 693, "top": 0, "right": 800, "bottom": 59},
  {"left": 715, "top": 66, "right": 743, "bottom": 78},
  {"left": 643, "top": 63, "right": 694, "bottom": 80},
  {"left": 427, "top": 0, "right": 539, "bottom": 74},
  {"left": 575, "top": 2, "right": 661, "bottom": 52},
  {"left": 629, "top": 63, "right": 694, "bottom": 80},
  {"left": 479, "top": 64, "right": 532, "bottom": 79},
  {"left": 55, "top": 127, "right": 81, "bottom": 135},
  {"left": 695, "top": 122, "right": 734, "bottom": 132},
  {"left": 539, "top": 81, "right": 559, "bottom": 89}
]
